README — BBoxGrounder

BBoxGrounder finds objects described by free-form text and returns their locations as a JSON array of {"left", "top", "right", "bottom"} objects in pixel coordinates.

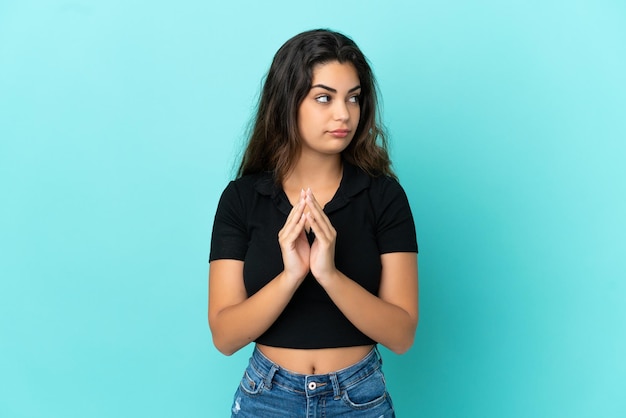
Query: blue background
[{"left": 1, "top": 1, "right": 625, "bottom": 417}]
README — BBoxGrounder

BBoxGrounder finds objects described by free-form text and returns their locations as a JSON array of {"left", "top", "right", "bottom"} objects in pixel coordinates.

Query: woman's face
[{"left": 297, "top": 61, "right": 361, "bottom": 158}]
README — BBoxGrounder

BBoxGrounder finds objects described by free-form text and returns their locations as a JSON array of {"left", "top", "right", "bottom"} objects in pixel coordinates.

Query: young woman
[{"left": 209, "top": 29, "right": 418, "bottom": 417}]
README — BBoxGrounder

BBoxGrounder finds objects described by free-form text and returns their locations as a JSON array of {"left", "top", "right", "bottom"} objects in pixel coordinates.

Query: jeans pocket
[
  {"left": 342, "top": 369, "right": 389, "bottom": 411},
  {"left": 239, "top": 367, "right": 265, "bottom": 396}
]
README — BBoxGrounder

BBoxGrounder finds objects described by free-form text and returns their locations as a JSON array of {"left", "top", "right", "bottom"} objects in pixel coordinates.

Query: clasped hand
[{"left": 278, "top": 188, "right": 337, "bottom": 285}]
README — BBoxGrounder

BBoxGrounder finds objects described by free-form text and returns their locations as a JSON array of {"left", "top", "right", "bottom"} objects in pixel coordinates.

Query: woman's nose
[{"left": 333, "top": 101, "right": 349, "bottom": 121}]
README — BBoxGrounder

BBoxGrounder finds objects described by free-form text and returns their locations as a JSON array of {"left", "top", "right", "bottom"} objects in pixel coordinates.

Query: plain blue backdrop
[{"left": 1, "top": 1, "right": 625, "bottom": 417}]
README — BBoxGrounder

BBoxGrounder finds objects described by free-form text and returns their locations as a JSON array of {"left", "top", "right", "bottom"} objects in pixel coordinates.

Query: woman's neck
[{"left": 284, "top": 154, "right": 343, "bottom": 192}]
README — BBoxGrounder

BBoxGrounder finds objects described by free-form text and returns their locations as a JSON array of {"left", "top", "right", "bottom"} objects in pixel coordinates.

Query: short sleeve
[
  {"left": 209, "top": 181, "right": 249, "bottom": 262},
  {"left": 372, "top": 177, "right": 418, "bottom": 254}
]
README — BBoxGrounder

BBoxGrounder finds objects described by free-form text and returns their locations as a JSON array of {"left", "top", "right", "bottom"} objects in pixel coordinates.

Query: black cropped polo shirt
[{"left": 209, "top": 162, "right": 417, "bottom": 349}]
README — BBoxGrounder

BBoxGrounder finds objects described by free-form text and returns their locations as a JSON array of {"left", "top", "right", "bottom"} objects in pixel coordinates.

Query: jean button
[{"left": 308, "top": 382, "right": 317, "bottom": 390}]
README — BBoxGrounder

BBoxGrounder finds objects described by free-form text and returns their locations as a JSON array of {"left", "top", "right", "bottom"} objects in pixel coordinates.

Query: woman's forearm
[
  {"left": 209, "top": 271, "right": 300, "bottom": 356},
  {"left": 319, "top": 270, "right": 418, "bottom": 354}
]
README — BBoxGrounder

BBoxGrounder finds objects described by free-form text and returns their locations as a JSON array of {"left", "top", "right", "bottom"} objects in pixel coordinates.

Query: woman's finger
[
  {"left": 284, "top": 194, "right": 305, "bottom": 226},
  {"left": 280, "top": 193, "right": 306, "bottom": 237},
  {"left": 306, "top": 197, "right": 331, "bottom": 237},
  {"left": 279, "top": 211, "right": 306, "bottom": 245},
  {"left": 305, "top": 189, "right": 333, "bottom": 239}
]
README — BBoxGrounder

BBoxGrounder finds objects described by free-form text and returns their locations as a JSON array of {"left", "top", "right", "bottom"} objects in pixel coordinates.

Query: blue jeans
[{"left": 230, "top": 346, "right": 395, "bottom": 417}]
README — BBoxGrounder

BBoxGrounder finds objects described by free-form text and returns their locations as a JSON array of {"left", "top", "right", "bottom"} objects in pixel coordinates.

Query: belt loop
[
  {"left": 330, "top": 373, "right": 341, "bottom": 399},
  {"left": 264, "top": 364, "right": 279, "bottom": 390},
  {"left": 375, "top": 345, "right": 383, "bottom": 366}
]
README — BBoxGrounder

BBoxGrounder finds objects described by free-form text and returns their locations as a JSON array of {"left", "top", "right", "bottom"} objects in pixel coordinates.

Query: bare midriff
[{"left": 257, "top": 344, "right": 374, "bottom": 375}]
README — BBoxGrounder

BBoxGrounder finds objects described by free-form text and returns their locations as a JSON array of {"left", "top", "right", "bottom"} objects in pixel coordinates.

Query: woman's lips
[{"left": 328, "top": 129, "right": 350, "bottom": 138}]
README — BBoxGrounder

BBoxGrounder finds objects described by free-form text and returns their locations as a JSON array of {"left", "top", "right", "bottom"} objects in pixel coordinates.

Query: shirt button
[{"left": 308, "top": 382, "right": 317, "bottom": 390}]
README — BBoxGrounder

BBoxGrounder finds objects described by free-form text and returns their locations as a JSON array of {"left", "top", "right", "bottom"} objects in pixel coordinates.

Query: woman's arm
[
  {"left": 208, "top": 261, "right": 301, "bottom": 356},
  {"left": 305, "top": 189, "right": 418, "bottom": 354},
  {"left": 316, "top": 253, "right": 418, "bottom": 354},
  {"left": 208, "top": 190, "right": 311, "bottom": 355}
]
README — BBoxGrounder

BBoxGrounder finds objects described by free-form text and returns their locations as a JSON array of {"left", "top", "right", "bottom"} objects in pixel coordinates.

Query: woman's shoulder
[
  {"left": 221, "top": 171, "right": 275, "bottom": 199},
  {"left": 361, "top": 170, "right": 412, "bottom": 214},
  {"left": 366, "top": 170, "right": 405, "bottom": 196}
]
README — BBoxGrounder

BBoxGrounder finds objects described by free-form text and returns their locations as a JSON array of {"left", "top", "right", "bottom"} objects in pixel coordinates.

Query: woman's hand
[
  {"left": 305, "top": 188, "right": 338, "bottom": 283},
  {"left": 278, "top": 189, "right": 310, "bottom": 284}
]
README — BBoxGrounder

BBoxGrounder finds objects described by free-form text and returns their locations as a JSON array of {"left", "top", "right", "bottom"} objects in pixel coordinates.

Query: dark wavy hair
[{"left": 237, "top": 29, "right": 394, "bottom": 182}]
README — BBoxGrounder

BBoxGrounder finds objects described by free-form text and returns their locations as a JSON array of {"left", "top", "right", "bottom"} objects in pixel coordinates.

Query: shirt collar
[{"left": 253, "top": 161, "right": 371, "bottom": 215}]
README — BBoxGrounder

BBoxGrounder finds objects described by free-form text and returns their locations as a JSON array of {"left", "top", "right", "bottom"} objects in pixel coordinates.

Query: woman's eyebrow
[{"left": 310, "top": 84, "right": 362, "bottom": 93}]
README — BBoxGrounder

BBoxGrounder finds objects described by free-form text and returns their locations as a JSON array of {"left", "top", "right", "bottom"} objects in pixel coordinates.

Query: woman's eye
[
  {"left": 315, "top": 95, "right": 330, "bottom": 103},
  {"left": 348, "top": 95, "right": 360, "bottom": 104}
]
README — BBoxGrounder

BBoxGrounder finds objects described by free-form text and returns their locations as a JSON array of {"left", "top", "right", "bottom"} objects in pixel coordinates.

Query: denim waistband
[{"left": 249, "top": 346, "right": 382, "bottom": 398}]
